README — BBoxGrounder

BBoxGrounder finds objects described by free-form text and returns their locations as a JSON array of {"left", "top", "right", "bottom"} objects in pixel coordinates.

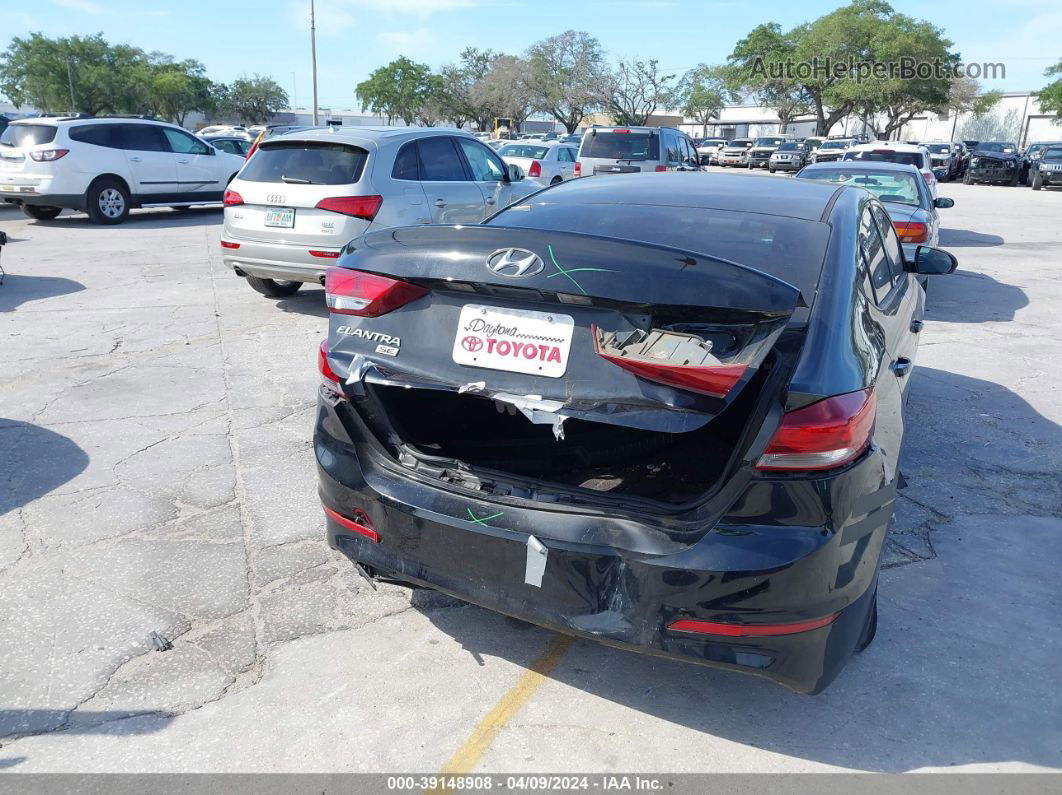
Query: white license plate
[
  {"left": 264, "top": 207, "right": 295, "bottom": 228},
  {"left": 452, "top": 304, "right": 574, "bottom": 378},
  {"left": 0, "top": 184, "right": 15, "bottom": 192}
]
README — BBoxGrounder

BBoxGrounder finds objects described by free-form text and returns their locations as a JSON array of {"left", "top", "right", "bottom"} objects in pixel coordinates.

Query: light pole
[
  {"left": 310, "top": 0, "right": 319, "bottom": 125},
  {"left": 67, "top": 58, "right": 77, "bottom": 113}
]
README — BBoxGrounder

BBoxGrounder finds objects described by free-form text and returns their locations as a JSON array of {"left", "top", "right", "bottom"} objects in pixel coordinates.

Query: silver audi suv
[{"left": 221, "top": 127, "right": 539, "bottom": 298}]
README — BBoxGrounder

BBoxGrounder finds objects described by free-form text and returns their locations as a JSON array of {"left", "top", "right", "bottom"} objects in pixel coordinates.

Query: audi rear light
[
  {"left": 654, "top": 165, "right": 667, "bottom": 172},
  {"left": 315, "top": 195, "right": 382, "bottom": 220},
  {"left": 574, "top": 161, "right": 581, "bottom": 177},
  {"left": 223, "top": 189, "right": 244, "bottom": 206},
  {"left": 528, "top": 160, "right": 542, "bottom": 178},
  {"left": 309, "top": 249, "right": 341, "bottom": 259},
  {"left": 29, "top": 149, "right": 69, "bottom": 162},
  {"left": 318, "top": 338, "right": 344, "bottom": 398},
  {"left": 668, "top": 612, "right": 840, "bottom": 637},
  {"left": 756, "top": 388, "right": 875, "bottom": 471},
  {"left": 220, "top": 240, "right": 240, "bottom": 249},
  {"left": 325, "top": 268, "right": 428, "bottom": 317},
  {"left": 892, "top": 221, "right": 929, "bottom": 243},
  {"left": 323, "top": 506, "right": 379, "bottom": 542}
]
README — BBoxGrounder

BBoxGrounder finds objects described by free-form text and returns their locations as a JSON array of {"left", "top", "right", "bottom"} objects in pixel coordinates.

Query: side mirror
[
  {"left": 910, "top": 245, "right": 958, "bottom": 275},
  {"left": 507, "top": 163, "right": 524, "bottom": 182},
  {"left": 933, "top": 197, "right": 954, "bottom": 208}
]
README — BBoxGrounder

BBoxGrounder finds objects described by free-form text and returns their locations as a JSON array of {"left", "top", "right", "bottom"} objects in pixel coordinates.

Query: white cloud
[
  {"left": 377, "top": 28, "right": 437, "bottom": 55},
  {"left": 49, "top": 0, "right": 102, "bottom": 13}
]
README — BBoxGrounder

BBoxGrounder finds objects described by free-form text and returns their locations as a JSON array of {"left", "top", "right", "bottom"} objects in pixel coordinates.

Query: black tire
[
  {"left": 1008, "top": 171, "right": 1020, "bottom": 187},
  {"left": 855, "top": 592, "right": 878, "bottom": 653},
  {"left": 769, "top": 167, "right": 776, "bottom": 173},
  {"left": 962, "top": 173, "right": 972, "bottom": 185},
  {"left": 21, "top": 205, "right": 62, "bottom": 221},
  {"left": 1032, "top": 171, "right": 1043, "bottom": 191},
  {"left": 245, "top": 276, "right": 302, "bottom": 297},
  {"left": 86, "top": 178, "right": 130, "bottom": 225}
]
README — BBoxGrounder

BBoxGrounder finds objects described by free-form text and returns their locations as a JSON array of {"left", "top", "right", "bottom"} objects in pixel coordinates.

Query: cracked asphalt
[{"left": 0, "top": 174, "right": 1059, "bottom": 773}]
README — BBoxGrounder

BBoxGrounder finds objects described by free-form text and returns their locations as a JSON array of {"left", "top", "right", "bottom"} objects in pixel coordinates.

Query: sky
[{"left": 5, "top": 0, "right": 1061, "bottom": 110}]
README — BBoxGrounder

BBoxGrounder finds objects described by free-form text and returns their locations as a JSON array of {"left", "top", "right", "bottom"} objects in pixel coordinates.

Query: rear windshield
[
  {"left": 1, "top": 124, "right": 58, "bottom": 147},
  {"left": 239, "top": 142, "right": 368, "bottom": 185},
  {"left": 845, "top": 149, "right": 922, "bottom": 166},
  {"left": 499, "top": 144, "right": 549, "bottom": 159},
  {"left": 490, "top": 202, "right": 829, "bottom": 296},
  {"left": 581, "top": 132, "right": 660, "bottom": 161},
  {"left": 800, "top": 169, "right": 922, "bottom": 206},
  {"left": 819, "top": 141, "right": 848, "bottom": 150}
]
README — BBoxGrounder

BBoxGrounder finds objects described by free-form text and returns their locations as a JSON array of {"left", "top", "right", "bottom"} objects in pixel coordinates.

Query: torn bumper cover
[{"left": 316, "top": 394, "right": 888, "bottom": 695}]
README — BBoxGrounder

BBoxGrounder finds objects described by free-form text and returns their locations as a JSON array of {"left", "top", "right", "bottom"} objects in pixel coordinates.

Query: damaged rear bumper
[{"left": 315, "top": 395, "right": 890, "bottom": 694}]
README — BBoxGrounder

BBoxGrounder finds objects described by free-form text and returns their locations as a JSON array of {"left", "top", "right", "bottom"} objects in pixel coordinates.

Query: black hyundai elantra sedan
[{"left": 314, "top": 173, "right": 956, "bottom": 694}]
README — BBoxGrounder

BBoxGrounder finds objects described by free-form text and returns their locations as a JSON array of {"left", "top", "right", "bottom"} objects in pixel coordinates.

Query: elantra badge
[{"left": 486, "top": 248, "right": 545, "bottom": 278}]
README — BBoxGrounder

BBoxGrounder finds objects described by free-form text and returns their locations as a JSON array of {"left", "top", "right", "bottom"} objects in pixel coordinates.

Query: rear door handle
[
  {"left": 178, "top": 159, "right": 190, "bottom": 164},
  {"left": 892, "top": 358, "right": 912, "bottom": 377},
  {"left": 129, "top": 157, "right": 142, "bottom": 163},
  {"left": 434, "top": 199, "right": 446, "bottom": 208}
]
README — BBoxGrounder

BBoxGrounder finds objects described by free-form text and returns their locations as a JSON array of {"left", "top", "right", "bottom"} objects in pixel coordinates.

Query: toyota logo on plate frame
[{"left": 485, "top": 248, "right": 545, "bottom": 278}]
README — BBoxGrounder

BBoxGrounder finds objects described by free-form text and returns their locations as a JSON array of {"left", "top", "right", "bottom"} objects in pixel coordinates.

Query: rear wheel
[
  {"left": 1031, "top": 171, "right": 1043, "bottom": 190},
  {"left": 21, "top": 205, "right": 62, "bottom": 221},
  {"left": 550, "top": 176, "right": 562, "bottom": 185},
  {"left": 86, "top": 178, "right": 130, "bottom": 224},
  {"left": 855, "top": 592, "right": 878, "bottom": 653},
  {"left": 245, "top": 276, "right": 302, "bottom": 297}
]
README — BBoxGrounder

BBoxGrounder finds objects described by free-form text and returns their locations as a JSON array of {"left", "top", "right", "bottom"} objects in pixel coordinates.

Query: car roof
[
  {"left": 800, "top": 160, "right": 921, "bottom": 174},
  {"left": 271, "top": 126, "right": 472, "bottom": 149},
  {"left": 848, "top": 141, "right": 926, "bottom": 153},
  {"left": 534, "top": 172, "right": 838, "bottom": 222}
]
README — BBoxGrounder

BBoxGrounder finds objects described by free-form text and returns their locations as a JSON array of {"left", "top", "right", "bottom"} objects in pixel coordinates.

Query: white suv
[
  {"left": 0, "top": 116, "right": 247, "bottom": 224},
  {"left": 842, "top": 141, "right": 938, "bottom": 198}
]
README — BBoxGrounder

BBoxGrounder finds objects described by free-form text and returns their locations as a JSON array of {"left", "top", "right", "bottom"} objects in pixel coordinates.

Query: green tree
[
  {"left": 677, "top": 65, "right": 729, "bottom": 137},
  {"left": 356, "top": 56, "right": 433, "bottom": 126},
  {"left": 596, "top": 58, "right": 676, "bottom": 126},
  {"left": 222, "top": 75, "right": 289, "bottom": 124},
  {"left": 524, "top": 31, "right": 604, "bottom": 132},
  {"left": 147, "top": 58, "right": 216, "bottom": 126},
  {"left": 473, "top": 55, "right": 534, "bottom": 130},
  {"left": 1036, "top": 60, "right": 1062, "bottom": 125},
  {"left": 727, "top": 24, "right": 810, "bottom": 133}
]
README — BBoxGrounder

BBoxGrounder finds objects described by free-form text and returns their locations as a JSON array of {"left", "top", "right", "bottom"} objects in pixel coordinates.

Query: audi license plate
[
  {"left": 264, "top": 207, "right": 295, "bottom": 228},
  {"left": 452, "top": 304, "right": 574, "bottom": 378}
]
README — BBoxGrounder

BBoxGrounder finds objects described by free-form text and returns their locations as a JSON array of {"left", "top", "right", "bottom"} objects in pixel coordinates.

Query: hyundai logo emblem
[{"left": 486, "top": 248, "right": 545, "bottom": 278}]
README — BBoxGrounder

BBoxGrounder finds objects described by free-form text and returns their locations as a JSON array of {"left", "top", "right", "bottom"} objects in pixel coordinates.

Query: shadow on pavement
[
  {"left": 0, "top": 274, "right": 85, "bottom": 312},
  {"left": 939, "top": 227, "right": 1004, "bottom": 247},
  {"left": 276, "top": 286, "right": 328, "bottom": 318},
  {"left": 0, "top": 420, "right": 89, "bottom": 517},
  {"left": 32, "top": 207, "right": 222, "bottom": 230},
  {"left": 925, "top": 268, "right": 1027, "bottom": 323},
  {"left": 413, "top": 367, "right": 1061, "bottom": 772}
]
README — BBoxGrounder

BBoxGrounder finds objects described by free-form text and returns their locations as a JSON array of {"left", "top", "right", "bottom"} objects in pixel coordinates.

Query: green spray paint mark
[
  {"left": 546, "top": 244, "right": 617, "bottom": 295},
  {"left": 467, "top": 508, "right": 505, "bottom": 527}
]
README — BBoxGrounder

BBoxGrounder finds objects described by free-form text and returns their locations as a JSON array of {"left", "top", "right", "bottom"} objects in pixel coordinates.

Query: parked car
[
  {"left": 923, "top": 142, "right": 962, "bottom": 181},
  {"left": 560, "top": 133, "right": 582, "bottom": 145},
  {"left": 963, "top": 141, "right": 1021, "bottom": 186},
  {"left": 575, "top": 126, "right": 701, "bottom": 176},
  {"left": 221, "top": 127, "right": 539, "bottom": 298},
  {"left": 796, "top": 161, "right": 954, "bottom": 264},
  {"left": 316, "top": 172, "right": 956, "bottom": 694},
  {"left": 203, "top": 135, "right": 255, "bottom": 157},
  {"left": 0, "top": 116, "right": 247, "bottom": 223},
  {"left": 808, "top": 138, "right": 855, "bottom": 163},
  {"left": 803, "top": 136, "right": 826, "bottom": 156},
  {"left": 747, "top": 135, "right": 793, "bottom": 169},
  {"left": 1020, "top": 140, "right": 1062, "bottom": 185},
  {"left": 694, "top": 137, "right": 729, "bottom": 165},
  {"left": 497, "top": 141, "right": 578, "bottom": 186},
  {"left": 1029, "top": 142, "right": 1062, "bottom": 190},
  {"left": 717, "top": 137, "right": 755, "bottom": 167},
  {"left": 768, "top": 141, "right": 811, "bottom": 173},
  {"left": 843, "top": 142, "right": 937, "bottom": 198}
]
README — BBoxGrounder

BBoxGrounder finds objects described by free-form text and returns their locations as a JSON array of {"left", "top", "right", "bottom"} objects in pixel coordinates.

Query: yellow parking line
[{"left": 438, "top": 633, "right": 574, "bottom": 778}]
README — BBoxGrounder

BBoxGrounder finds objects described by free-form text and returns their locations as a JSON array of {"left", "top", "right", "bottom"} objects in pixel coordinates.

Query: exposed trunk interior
[{"left": 365, "top": 361, "right": 769, "bottom": 505}]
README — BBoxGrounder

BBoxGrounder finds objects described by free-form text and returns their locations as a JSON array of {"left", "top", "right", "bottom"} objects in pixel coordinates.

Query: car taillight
[
  {"left": 592, "top": 330, "right": 747, "bottom": 397},
  {"left": 220, "top": 240, "right": 240, "bottom": 249},
  {"left": 223, "top": 189, "right": 244, "bottom": 206},
  {"left": 756, "top": 388, "right": 876, "bottom": 471},
  {"left": 574, "top": 161, "right": 581, "bottom": 177},
  {"left": 315, "top": 195, "right": 382, "bottom": 220},
  {"left": 921, "top": 170, "right": 936, "bottom": 184},
  {"left": 892, "top": 221, "right": 929, "bottom": 243},
  {"left": 309, "top": 249, "right": 341, "bottom": 258},
  {"left": 654, "top": 164, "right": 667, "bottom": 172},
  {"left": 612, "top": 128, "right": 631, "bottom": 134},
  {"left": 668, "top": 612, "right": 839, "bottom": 637},
  {"left": 318, "top": 338, "right": 344, "bottom": 398},
  {"left": 323, "top": 506, "right": 379, "bottom": 542},
  {"left": 325, "top": 268, "right": 428, "bottom": 317},
  {"left": 29, "top": 149, "right": 69, "bottom": 162},
  {"left": 528, "top": 160, "right": 542, "bottom": 178}
]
